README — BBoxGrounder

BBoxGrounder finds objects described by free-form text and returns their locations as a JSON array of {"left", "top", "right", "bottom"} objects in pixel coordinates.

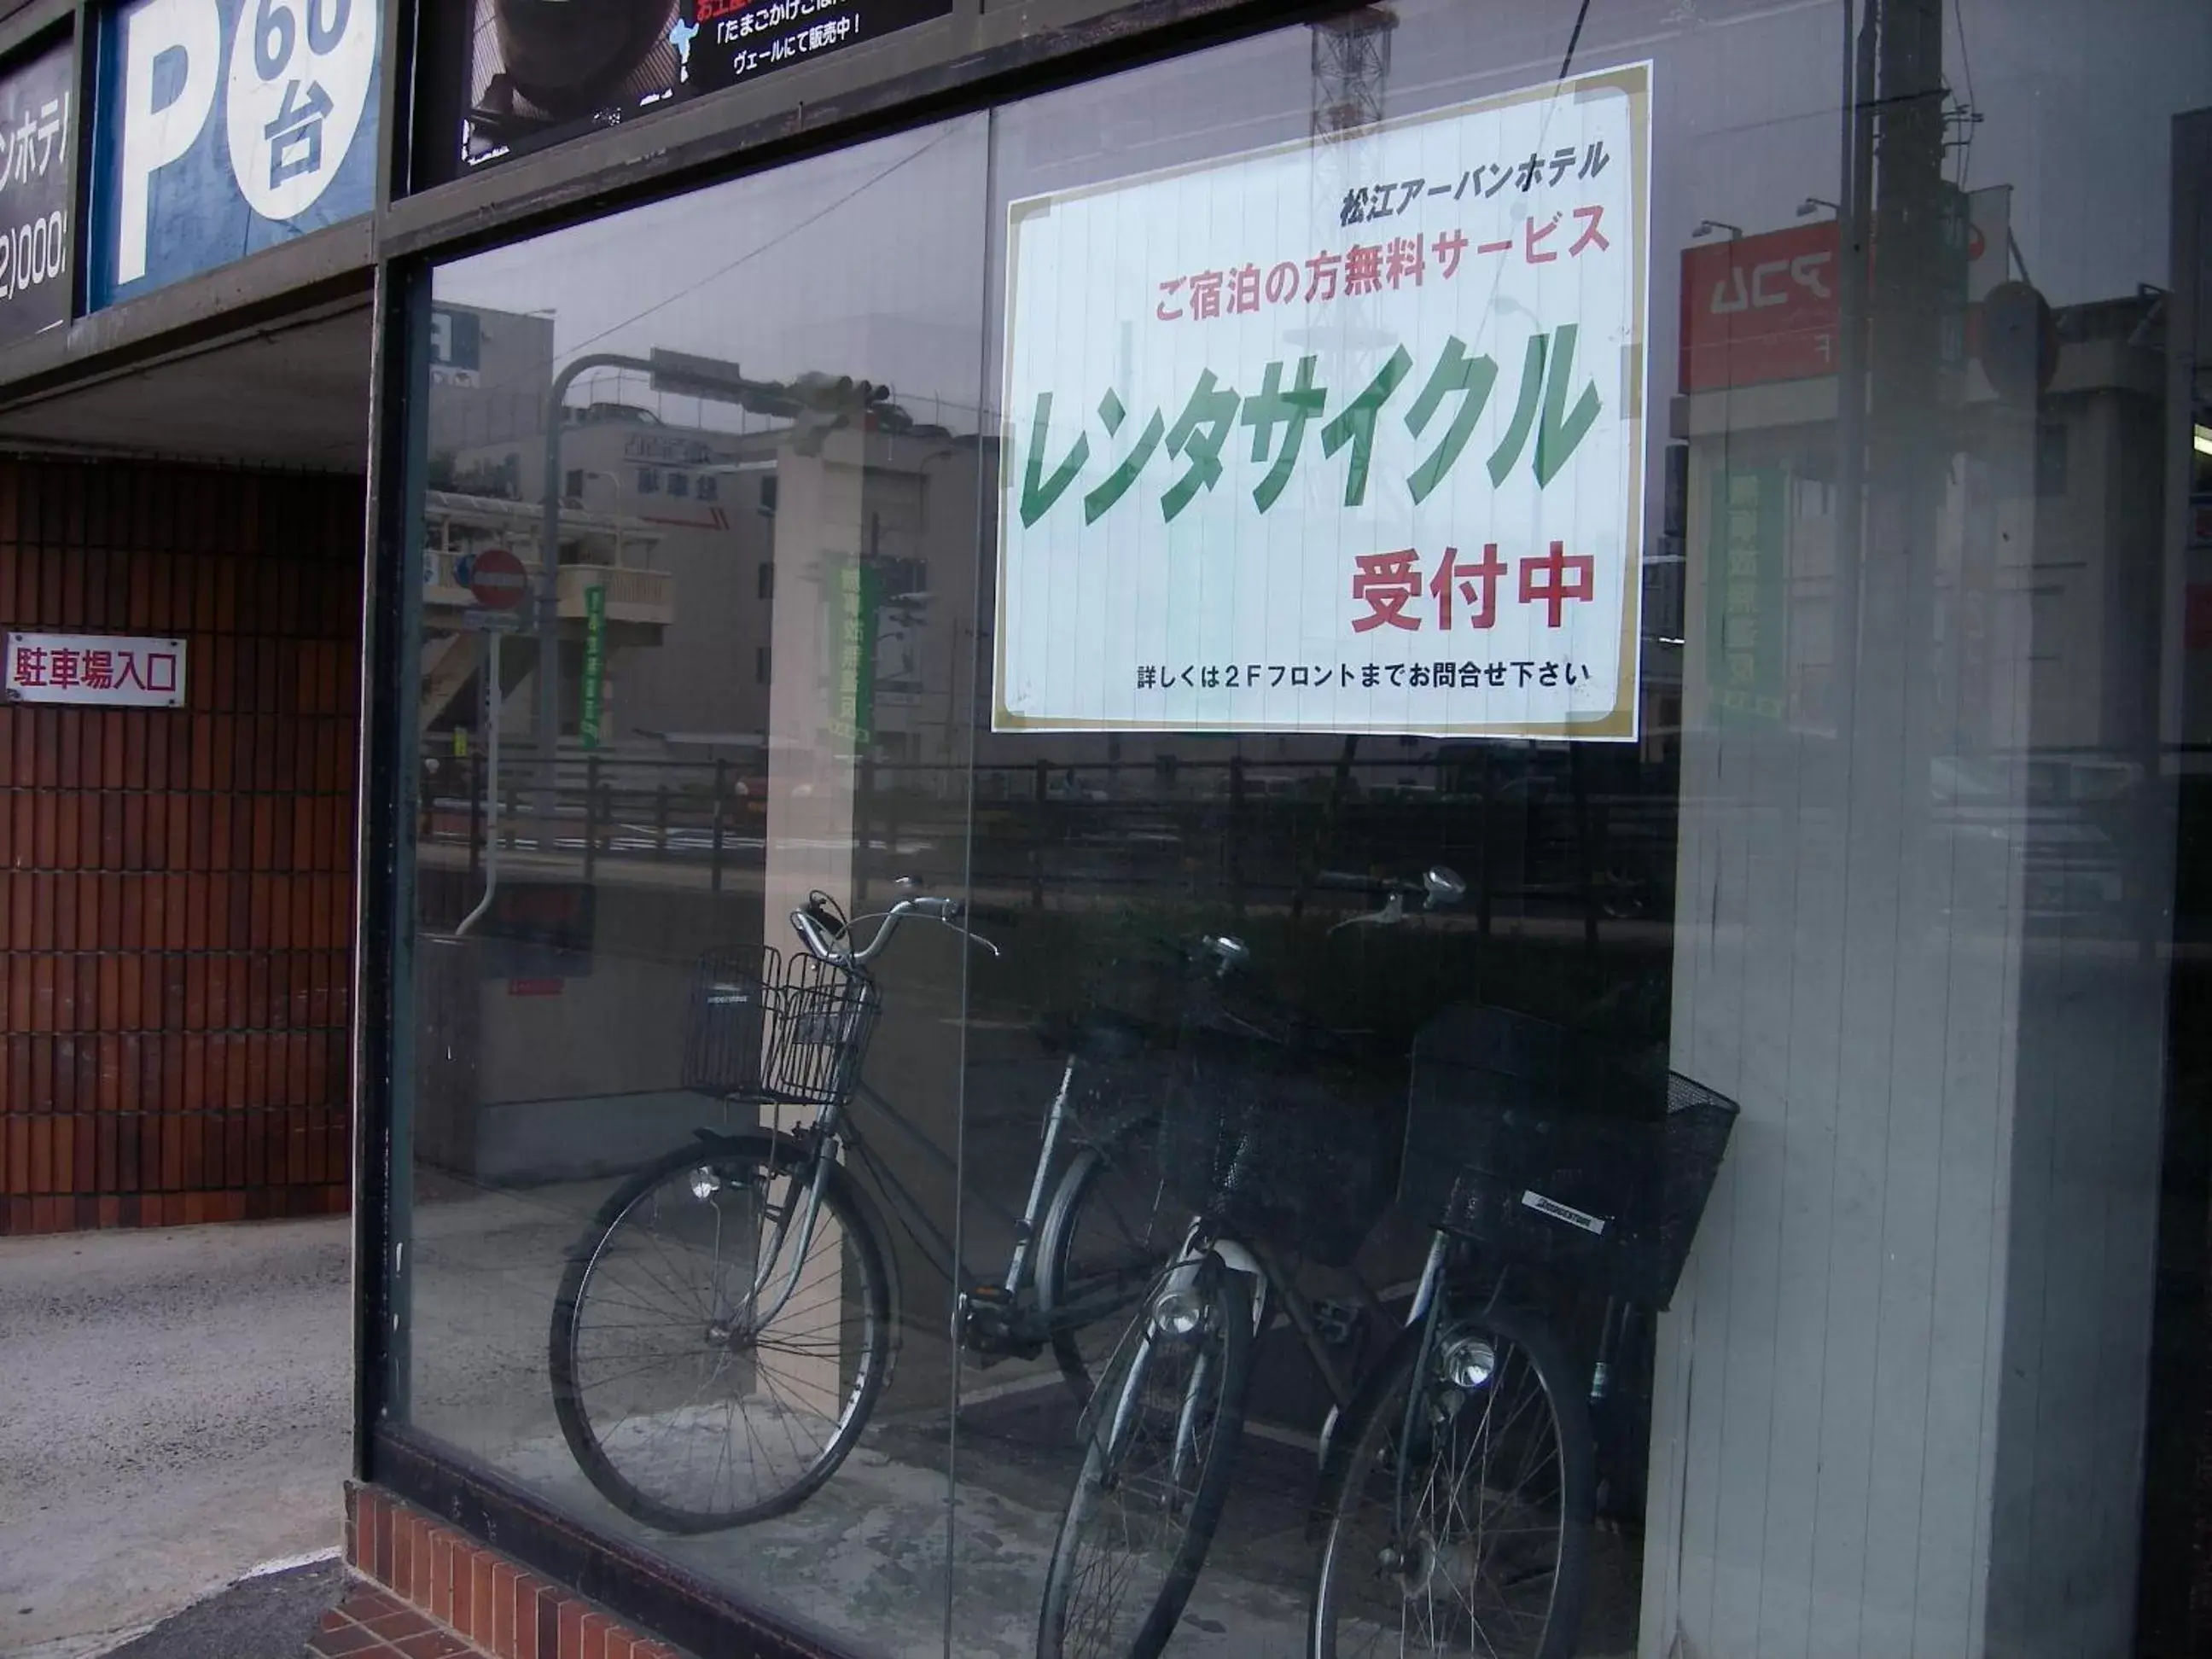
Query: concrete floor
[{"left": 0, "top": 1218, "right": 351, "bottom": 1657}]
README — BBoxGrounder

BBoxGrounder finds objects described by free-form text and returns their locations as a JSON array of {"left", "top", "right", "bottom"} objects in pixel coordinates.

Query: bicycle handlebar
[{"left": 789, "top": 884, "right": 994, "bottom": 967}]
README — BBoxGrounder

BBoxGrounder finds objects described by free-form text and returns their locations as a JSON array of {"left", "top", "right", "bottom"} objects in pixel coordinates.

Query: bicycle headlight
[
  {"left": 1149, "top": 1262, "right": 1211, "bottom": 1340},
  {"left": 1439, "top": 1334, "right": 1497, "bottom": 1390}
]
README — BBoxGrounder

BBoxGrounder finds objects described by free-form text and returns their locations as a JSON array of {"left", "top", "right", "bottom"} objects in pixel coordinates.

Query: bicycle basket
[
  {"left": 680, "top": 946, "right": 882, "bottom": 1108},
  {"left": 1158, "top": 995, "right": 1400, "bottom": 1269},
  {"left": 1399, "top": 1004, "right": 1738, "bottom": 1309}
]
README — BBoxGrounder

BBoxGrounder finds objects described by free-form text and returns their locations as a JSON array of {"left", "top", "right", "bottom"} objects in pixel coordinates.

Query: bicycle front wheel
[
  {"left": 549, "top": 1133, "right": 893, "bottom": 1533},
  {"left": 1037, "top": 1263, "right": 1255, "bottom": 1659},
  {"left": 1311, "top": 1300, "right": 1592, "bottom": 1659},
  {"left": 1035, "top": 1106, "right": 1174, "bottom": 1405}
]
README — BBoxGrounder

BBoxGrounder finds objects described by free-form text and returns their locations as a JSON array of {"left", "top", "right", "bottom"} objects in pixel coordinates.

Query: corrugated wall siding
[{"left": 0, "top": 458, "right": 361, "bottom": 1233}]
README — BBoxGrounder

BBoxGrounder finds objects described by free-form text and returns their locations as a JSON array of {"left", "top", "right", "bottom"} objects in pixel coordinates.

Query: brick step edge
[{"left": 330, "top": 1481, "right": 685, "bottom": 1659}]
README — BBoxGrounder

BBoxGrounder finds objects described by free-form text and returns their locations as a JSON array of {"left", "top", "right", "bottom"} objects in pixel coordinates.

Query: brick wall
[
  {"left": 325, "top": 1486, "right": 686, "bottom": 1659},
  {"left": 0, "top": 457, "right": 361, "bottom": 1233}
]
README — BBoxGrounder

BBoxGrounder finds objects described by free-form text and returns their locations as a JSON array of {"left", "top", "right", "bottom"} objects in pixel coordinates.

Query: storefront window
[{"left": 391, "top": 3, "right": 2212, "bottom": 1654}]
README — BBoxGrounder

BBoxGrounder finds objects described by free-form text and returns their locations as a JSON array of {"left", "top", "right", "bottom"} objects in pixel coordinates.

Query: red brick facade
[
  {"left": 323, "top": 1486, "right": 684, "bottom": 1659},
  {"left": 0, "top": 458, "right": 360, "bottom": 1234}
]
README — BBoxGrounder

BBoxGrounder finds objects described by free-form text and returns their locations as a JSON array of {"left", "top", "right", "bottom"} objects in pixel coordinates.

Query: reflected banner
[{"left": 995, "top": 64, "right": 1652, "bottom": 739}]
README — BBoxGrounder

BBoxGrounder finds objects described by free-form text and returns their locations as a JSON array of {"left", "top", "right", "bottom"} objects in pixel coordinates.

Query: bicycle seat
[{"left": 1035, "top": 1010, "right": 1153, "bottom": 1062}]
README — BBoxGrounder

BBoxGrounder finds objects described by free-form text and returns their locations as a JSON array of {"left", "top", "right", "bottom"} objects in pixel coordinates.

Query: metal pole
[{"left": 457, "top": 632, "right": 502, "bottom": 937}]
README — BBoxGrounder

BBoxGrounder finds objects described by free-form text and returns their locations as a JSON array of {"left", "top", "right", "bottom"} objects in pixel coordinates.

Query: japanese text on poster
[
  {"left": 0, "top": 40, "right": 72, "bottom": 346},
  {"left": 996, "top": 65, "right": 1651, "bottom": 738},
  {"left": 4, "top": 633, "right": 187, "bottom": 707}
]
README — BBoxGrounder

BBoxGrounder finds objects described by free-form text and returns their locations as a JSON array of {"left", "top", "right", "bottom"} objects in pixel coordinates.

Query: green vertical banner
[
  {"left": 1707, "top": 464, "right": 1787, "bottom": 724},
  {"left": 579, "top": 583, "right": 608, "bottom": 749},
  {"left": 828, "top": 562, "right": 878, "bottom": 747}
]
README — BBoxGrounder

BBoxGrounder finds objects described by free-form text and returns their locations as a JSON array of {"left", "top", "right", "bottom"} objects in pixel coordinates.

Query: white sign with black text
[{"left": 3, "top": 632, "right": 188, "bottom": 707}]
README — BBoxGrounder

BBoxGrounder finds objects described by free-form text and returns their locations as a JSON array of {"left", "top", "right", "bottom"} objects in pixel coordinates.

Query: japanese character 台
[
  {"left": 265, "top": 79, "right": 335, "bottom": 189},
  {"left": 1351, "top": 550, "right": 1423, "bottom": 632}
]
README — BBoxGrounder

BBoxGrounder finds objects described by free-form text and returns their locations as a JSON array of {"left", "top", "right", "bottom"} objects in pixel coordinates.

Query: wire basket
[
  {"left": 1398, "top": 1004, "right": 1738, "bottom": 1310},
  {"left": 1158, "top": 993, "right": 1401, "bottom": 1269},
  {"left": 680, "top": 946, "right": 882, "bottom": 1109}
]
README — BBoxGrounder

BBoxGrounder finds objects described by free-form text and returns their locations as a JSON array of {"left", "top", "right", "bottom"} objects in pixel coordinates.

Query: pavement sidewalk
[{"left": 0, "top": 1217, "right": 351, "bottom": 1657}]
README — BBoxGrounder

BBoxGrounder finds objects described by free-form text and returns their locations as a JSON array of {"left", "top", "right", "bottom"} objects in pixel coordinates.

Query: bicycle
[
  {"left": 1036, "top": 873, "right": 1738, "bottom": 1659},
  {"left": 546, "top": 882, "right": 1178, "bottom": 1534}
]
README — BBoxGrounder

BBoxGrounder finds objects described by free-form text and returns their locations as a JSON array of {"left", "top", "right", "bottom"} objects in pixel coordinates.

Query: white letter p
[{"left": 115, "top": 0, "right": 220, "bottom": 286}]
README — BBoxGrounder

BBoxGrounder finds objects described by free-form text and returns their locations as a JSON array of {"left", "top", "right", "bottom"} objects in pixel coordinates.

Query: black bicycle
[
  {"left": 1036, "top": 873, "right": 1738, "bottom": 1659},
  {"left": 547, "top": 883, "right": 1177, "bottom": 1533}
]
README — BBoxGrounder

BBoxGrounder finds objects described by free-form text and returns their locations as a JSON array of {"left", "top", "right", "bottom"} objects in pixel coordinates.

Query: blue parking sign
[{"left": 89, "top": 0, "right": 381, "bottom": 310}]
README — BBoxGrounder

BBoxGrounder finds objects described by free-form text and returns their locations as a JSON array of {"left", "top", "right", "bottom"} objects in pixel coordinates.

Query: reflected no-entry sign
[{"left": 469, "top": 546, "right": 528, "bottom": 610}]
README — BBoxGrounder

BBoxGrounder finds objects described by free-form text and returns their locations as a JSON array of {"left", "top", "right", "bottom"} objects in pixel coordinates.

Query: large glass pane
[
  {"left": 398, "top": 115, "right": 989, "bottom": 1654},
  {"left": 951, "top": 4, "right": 2212, "bottom": 1656}
]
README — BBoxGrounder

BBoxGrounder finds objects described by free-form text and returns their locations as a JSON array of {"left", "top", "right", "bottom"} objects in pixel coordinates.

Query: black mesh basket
[
  {"left": 680, "top": 946, "right": 882, "bottom": 1108},
  {"left": 1157, "top": 994, "right": 1400, "bottom": 1269},
  {"left": 1398, "top": 1004, "right": 1738, "bottom": 1309}
]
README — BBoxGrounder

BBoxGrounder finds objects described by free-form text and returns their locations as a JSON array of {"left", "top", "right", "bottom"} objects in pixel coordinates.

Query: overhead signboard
[
  {"left": 89, "top": 0, "right": 382, "bottom": 311},
  {"left": 0, "top": 39, "right": 75, "bottom": 348},
  {"left": 429, "top": 304, "right": 481, "bottom": 386},
  {"left": 4, "top": 632, "right": 187, "bottom": 707},
  {"left": 436, "top": 0, "right": 952, "bottom": 180},
  {"left": 995, "top": 64, "right": 1652, "bottom": 740},
  {"left": 1678, "top": 185, "right": 2011, "bottom": 393}
]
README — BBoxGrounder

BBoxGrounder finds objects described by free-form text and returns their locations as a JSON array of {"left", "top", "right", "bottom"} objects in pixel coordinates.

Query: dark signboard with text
[
  {"left": 420, "top": 0, "right": 952, "bottom": 183},
  {"left": 0, "top": 39, "right": 74, "bottom": 348}
]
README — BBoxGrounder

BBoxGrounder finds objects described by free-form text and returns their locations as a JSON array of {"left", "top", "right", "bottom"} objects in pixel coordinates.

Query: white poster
[{"left": 996, "top": 63, "right": 1651, "bottom": 738}]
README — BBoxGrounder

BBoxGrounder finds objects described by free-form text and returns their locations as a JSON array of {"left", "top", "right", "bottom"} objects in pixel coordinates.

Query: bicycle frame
[{"left": 761, "top": 1050, "right": 1099, "bottom": 1327}]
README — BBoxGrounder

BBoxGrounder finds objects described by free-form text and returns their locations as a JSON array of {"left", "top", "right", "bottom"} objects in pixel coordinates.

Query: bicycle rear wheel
[
  {"left": 549, "top": 1133, "right": 892, "bottom": 1533},
  {"left": 1037, "top": 1261, "right": 1255, "bottom": 1658},
  {"left": 1310, "top": 1299, "right": 1592, "bottom": 1659},
  {"left": 1035, "top": 1106, "right": 1174, "bottom": 1404}
]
